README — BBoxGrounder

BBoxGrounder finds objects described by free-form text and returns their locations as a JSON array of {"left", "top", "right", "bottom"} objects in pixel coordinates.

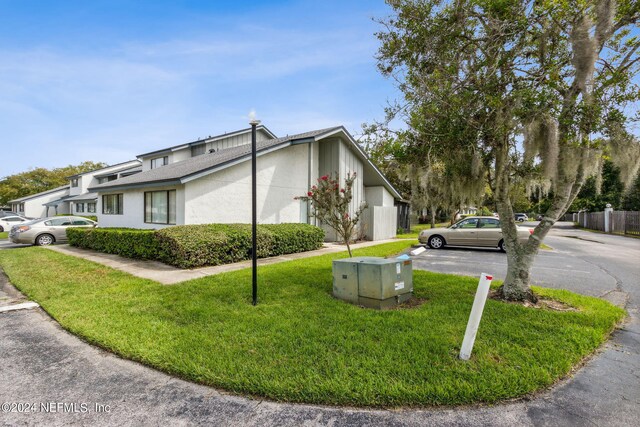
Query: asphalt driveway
[{"left": 1, "top": 222, "right": 639, "bottom": 426}]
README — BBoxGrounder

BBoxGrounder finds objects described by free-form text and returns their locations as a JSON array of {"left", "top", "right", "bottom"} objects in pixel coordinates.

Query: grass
[
  {"left": 0, "top": 231, "right": 7, "bottom": 239},
  {"left": 0, "top": 242, "right": 625, "bottom": 407},
  {"left": 397, "top": 223, "right": 448, "bottom": 239}
]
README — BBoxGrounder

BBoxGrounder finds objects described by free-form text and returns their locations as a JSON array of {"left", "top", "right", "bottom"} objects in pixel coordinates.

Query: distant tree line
[{"left": 0, "top": 161, "right": 107, "bottom": 207}]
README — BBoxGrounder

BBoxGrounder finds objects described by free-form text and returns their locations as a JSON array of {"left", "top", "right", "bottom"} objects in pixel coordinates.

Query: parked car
[
  {"left": 9, "top": 216, "right": 97, "bottom": 246},
  {"left": 0, "top": 211, "right": 18, "bottom": 218},
  {"left": 418, "top": 216, "right": 533, "bottom": 252},
  {"left": 0, "top": 215, "right": 29, "bottom": 232},
  {"left": 514, "top": 213, "right": 528, "bottom": 222}
]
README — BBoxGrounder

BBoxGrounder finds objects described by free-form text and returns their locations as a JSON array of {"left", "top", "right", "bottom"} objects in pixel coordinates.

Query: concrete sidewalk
[{"left": 45, "top": 239, "right": 410, "bottom": 284}]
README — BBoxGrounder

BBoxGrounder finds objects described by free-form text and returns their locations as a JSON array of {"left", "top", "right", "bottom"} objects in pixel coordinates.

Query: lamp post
[{"left": 249, "top": 113, "right": 260, "bottom": 305}]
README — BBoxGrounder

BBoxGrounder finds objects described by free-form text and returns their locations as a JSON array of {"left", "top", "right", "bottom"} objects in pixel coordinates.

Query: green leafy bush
[
  {"left": 68, "top": 223, "right": 325, "bottom": 268},
  {"left": 156, "top": 223, "right": 325, "bottom": 268},
  {"left": 66, "top": 228, "right": 159, "bottom": 259}
]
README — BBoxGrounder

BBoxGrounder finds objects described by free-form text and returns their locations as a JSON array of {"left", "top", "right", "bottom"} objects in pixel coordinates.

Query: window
[
  {"left": 45, "top": 218, "right": 72, "bottom": 226},
  {"left": 97, "top": 175, "right": 118, "bottom": 184},
  {"left": 102, "top": 194, "right": 123, "bottom": 215},
  {"left": 71, "top": 178, "right": 79, "bottom": 187},
  {"left": 150, "top": 156, "right": 169, "bottom": 169},
  {"left": 5, "top": 217, "right": 24, "bottom": 222},
  {"left": 458, "top": 218, "right": 479, "bottom": 228},
  {"left": 18, "top": 203, "right": 24, "bottom": 212},
  {"left": 76, "top": 203, "right": 85, "bottom": 213},
  {"left": 478, "top": 218, "right": 500, "bottom": 228},
  {"left": 87, "top": 203, "right": 96, "bottom": 213},
  {"left": 144, "top": 190, "right": 176, "bottom": 224},
  {"left": 72, "top": 219, "right": 93, "bottom": 226},
  {"left": 191, "top": 144, "right": 206, "bottom": 157}
]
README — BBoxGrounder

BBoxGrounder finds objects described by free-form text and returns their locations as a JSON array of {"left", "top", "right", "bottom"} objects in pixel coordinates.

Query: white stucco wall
[
  {"left": 96, "top": 185, "right": 185, "bottom": 229},
  {"left": 184, "top": 144, "right": 309, "bottom": 224},
  {"left": 12, "top": 188, "right": 70, "bottom": 218},
  {"left": 364, "top": 186, "right": 395, "bottom": 207}
]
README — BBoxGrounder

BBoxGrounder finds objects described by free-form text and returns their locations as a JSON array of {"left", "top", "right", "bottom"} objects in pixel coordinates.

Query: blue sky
[{"left": 0, "top": 0, "right": 399, "bottom": 176}]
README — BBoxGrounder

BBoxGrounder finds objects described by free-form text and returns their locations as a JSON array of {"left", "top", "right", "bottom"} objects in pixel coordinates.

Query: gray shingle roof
[
  {"left": 89, "top": 127, "right": 341, "bottom": 192},
  {"left": 66, "top": 192, "right": 98, "bottom": 202},
  {"left": 8, "top": 185, "right": 70, "bottom": 203}
]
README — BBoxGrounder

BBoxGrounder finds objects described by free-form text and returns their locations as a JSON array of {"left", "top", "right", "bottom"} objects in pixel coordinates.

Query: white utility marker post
[{"left": 459, "top": 273, "right": 493, "bottom": 360}]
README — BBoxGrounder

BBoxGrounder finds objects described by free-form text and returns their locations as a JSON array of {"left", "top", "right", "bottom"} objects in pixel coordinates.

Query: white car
[{"left": 0, "top": 215, "right": 29, "bottom": 233}]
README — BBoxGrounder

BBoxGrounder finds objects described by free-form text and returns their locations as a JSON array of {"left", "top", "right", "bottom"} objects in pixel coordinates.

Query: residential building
[
  {"left": 89, "top": 125, "right": 401, "bottom": 241},
  {"left": 9, "top": 186, "right": 71, "bottom": 218}
]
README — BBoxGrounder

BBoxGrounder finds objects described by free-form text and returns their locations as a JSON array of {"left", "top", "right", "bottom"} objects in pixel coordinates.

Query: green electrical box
[{"left": 332, "top": 256, "right": 413, "bottom": 309}]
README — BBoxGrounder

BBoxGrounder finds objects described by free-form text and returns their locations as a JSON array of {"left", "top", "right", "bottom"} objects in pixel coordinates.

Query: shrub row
[
  {"left": 66, "top": 228, "right": 160, "bottom": 260},
  {"left": 67, "top": 223, "right": 325, "bottom": 269}
]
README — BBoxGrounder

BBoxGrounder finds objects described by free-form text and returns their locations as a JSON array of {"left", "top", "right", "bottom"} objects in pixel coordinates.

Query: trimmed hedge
[
  {"left": 66, "top": 228, "right": 160, "bottom": 260},
  {"left": 67, "top": 223, "right": 325, "bottom": 269}
]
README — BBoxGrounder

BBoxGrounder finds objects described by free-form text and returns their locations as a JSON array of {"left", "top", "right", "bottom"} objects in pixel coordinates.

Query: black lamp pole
[{"left": 250, "top": 117, "right": 260, "bottom": 305}]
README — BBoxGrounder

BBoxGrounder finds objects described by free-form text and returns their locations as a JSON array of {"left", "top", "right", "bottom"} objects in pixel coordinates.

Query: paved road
[{"left": 1, "top": 223, "right": 639, "bottom": 426}]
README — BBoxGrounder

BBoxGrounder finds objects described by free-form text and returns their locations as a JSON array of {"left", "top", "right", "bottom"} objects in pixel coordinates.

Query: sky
[{"left": 0, "top": 0, "right": 400, "bottom": 177}]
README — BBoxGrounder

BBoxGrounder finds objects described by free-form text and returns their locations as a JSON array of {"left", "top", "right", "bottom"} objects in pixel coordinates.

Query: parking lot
[{"left": 411, "top": 221, "right": 637, "bottom": 299}]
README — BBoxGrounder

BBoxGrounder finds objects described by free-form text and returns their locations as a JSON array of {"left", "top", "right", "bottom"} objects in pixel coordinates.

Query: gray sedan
[
  {"left": 418, "top": 216, "right": 533, "bottom": 252},
  {"left": 9, "top": 216, "right": 97, "bottom": 246}
]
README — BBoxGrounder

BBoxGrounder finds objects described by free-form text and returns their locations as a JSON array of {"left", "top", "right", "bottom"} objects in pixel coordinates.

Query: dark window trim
[
  {"left": 150, "top": 156, "right": 169, "bottom": 169},
  {"left": 102, "top": 194, "right": 123, "bottom": 215},
  {"left": 71, "top": 178, "right": 79, "bottom": 187},
  {"left": 144, "top": 190, "right": 176, "bottom": 225}
]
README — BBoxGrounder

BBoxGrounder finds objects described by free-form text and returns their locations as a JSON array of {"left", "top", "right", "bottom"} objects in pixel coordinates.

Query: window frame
[
  {"left": 71, "top": 178, "right": 79, "bottom": 187},
  {"left": 191, "top": 144, "right": 206, "bottom": 157},
  {"left": 76, "top": 202, "right": 85, "bottom": 213},
  {"left": 144, "top": 190, "right": 176, "bottom": 225},
  {"left": 150, "top": 156, "right": 169, "bottom": 169},
  {"left": 102, "top": 194, "right": 123, "bottom": 215},
  {"left": 87, "top": 202, "right": 96, "bottom": 213}
]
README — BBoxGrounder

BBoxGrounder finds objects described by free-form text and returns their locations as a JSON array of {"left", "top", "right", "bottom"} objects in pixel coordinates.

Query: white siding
[
  {"left": 364, "top": 186, "right": 394, "bottom": 207},
  {"left": 362, "top": 206, "right": 398, "bottom": 240},
  {"left": 96, "top": 186, "right": 185, "bottom": 229},
  {"left": 14, "top": 188, "right": 70, "bottom": 219},
  {"left": 184, "top": 144, "right": 308, "bottom": 224}
]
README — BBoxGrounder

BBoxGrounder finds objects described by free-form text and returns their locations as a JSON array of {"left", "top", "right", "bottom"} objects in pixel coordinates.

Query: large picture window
[
  {"left": 102, "top": 194, "right": 123, "bottom": 215},
  {"left": 150, "top": 156, "right": 168, "bottom": 169},
  {"left": 144, "top": 190, "right": 176, "bottom": 224}
]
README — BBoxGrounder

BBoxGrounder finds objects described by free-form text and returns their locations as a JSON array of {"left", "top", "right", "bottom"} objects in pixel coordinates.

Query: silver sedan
[
  {"left": 9, "top": 216, "right": 97, "bottom": 246},
  {"left": 418, "top": 216, "right": 533, "bottom": 252}
]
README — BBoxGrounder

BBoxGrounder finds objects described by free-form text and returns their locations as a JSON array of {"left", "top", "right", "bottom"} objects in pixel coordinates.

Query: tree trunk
[
  {"left": 430, "top": 206, "right": 436, "bottom": 228},
  {"left": 500, "top": 244, "right": 539, "bottom": 302}
]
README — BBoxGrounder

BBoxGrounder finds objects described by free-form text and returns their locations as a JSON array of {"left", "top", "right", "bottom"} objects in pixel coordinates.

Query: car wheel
[
  {"left": 499, "top": 239, "right": 507, "bottom": 252},
  {"left": 428, "top": 235, "right": 445, "bottom": 249},
  {"left": 0, "top": 226, "right": 4, "bottom": 232},
  {"left": 36, "top": 234, "right": 55, "bottom": 246}
]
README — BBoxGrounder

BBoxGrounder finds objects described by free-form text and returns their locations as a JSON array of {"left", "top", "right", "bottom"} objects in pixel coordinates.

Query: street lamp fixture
[{"left": 250, "top": 112, "right": 260, "bottom": 305}]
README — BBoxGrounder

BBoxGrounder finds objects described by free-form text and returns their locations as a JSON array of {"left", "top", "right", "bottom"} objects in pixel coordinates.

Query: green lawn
[
  {"left": 0, "top": 242, "right": 624, "bottom": 407},
  {"left": 0, "top": 231, "right": 7, "bottom": 239}
]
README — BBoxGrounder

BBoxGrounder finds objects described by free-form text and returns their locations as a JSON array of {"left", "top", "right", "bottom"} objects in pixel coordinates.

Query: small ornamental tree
[{"left": 297, "top": 173, "right": 367, "bottom": 257}]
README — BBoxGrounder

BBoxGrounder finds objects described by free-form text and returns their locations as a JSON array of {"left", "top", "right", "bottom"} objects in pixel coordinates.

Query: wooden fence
[{"left": 567, "top": 210, "right": 640, "bottom": 236}]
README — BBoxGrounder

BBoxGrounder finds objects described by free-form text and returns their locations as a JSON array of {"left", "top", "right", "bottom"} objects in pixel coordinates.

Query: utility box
[{"left": 332, "top": 256, "right": 413, "bottom": 309}]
